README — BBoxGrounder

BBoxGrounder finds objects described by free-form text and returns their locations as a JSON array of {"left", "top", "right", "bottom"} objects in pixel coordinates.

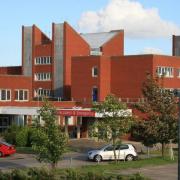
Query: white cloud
[
  {"left": 78, "top": 0, "right": 180, "bottom": 38},
  {"left": 140, "top": 47, "right": 163, "bottom": 54}
]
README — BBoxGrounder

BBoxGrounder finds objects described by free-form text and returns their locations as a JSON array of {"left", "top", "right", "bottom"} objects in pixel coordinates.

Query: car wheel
[
  {"left": 125, "top": 154, "right": 134, "bottom": 161},
  {"left": 0, "top": 152, "right": 3, "bottom": 157},
  {"left": 94, "top": 155, "right": 102, "bottom": 162}
]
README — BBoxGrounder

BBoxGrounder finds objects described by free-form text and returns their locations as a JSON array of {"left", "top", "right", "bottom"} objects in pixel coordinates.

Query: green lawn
[
  {"left": 16, "top": 147, "right": 35, "bottom": 154},
  {"left": 55, "top": 156, "right": 177, "bottom": 179}
]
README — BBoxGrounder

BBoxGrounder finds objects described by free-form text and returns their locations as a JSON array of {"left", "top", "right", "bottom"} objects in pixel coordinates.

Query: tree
[
  {"left": 91, "top": 94, "right": 133, "bottom": 162},
  {"left": 32, "top": 100, "right": 67, "bottom": 169},
  {"left": 131, "top": 117, "right": 159, "bottom": 157},
  {"left": 133, "top": 74, "right": 178, "bottom": 157}
]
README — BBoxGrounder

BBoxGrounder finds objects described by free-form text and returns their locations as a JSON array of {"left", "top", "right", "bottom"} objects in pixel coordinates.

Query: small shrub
[
  {"left": 27, "top": 167, "right": 55, "bottom": 180},
  {"left": 3, "top": 124, "right": 21, "bottom": 145},
  {"left": 11, "top": 169, "right": 28, "bottom": 180},
  {"left": 16, "top": 127, "right": 28, "bottom": 147},
  {"left": 0, "top": 170, "right": 11, "bottom": 180},
  {"left": 3, "top": 125, "right": 36, "bottom": 147},
  {"left": 66, "top": 169, "right": 80, "bottom": 180},
  {"left": 129, "top": 172, "right": 148, "bottom": 180}
]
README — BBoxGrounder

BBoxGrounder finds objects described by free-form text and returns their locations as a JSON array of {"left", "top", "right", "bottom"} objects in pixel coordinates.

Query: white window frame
[
  {"left": 177, "top": 69, "right": 180, "bottom": 77},
  {"left": 35, "top": 56, "right": 52, "bottom": 65},
  {"left": 34, "top": 73, "right": 51, "bottom": 81},
  {"left": 0, "top": 89, "right": 11, "bottom": 101},
  {"left": 15, "top": 89, "right": 29, "bottom": 101},
  {"left": 156, "top": 66, "right": 174, "bottom": 77},
  {"left": 34, "top": 89, "right": 51, "bottom": 97},
  {"left": 92, "top": 66, "right": 98, "bottom": 77},
  {"left": 92, "top": 86, "right": 98, "bottom": 102}
]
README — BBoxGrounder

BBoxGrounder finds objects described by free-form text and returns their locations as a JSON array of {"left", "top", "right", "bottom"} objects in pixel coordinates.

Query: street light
[
  {"left": 38, "top": 87, "right": 42, "bottom": 109},
  {"left": 37, "top": 88, "right": 42, "bottom": 125},
  {"left": 173, "top": 89, "right": 180, "bottom": 179}
]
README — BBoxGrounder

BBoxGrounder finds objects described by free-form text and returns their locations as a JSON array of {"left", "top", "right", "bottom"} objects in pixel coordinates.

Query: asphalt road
[
  {"left": 0, "top": 152, "right": 178, "bottom": 180},
  {"left": 0, "top": 152, "right": 95, "bottom": 170}
]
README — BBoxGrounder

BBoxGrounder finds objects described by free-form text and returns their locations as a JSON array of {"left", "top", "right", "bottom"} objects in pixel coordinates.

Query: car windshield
[{"left": 0, "top": 141, "right": 12, "bottom": 146}]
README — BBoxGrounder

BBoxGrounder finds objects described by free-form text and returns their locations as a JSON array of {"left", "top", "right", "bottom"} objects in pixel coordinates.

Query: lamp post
[
  {"left": 37, "top": 88, "right": 42, "bottom": 124},
  {"left": 173, "top": 89, "right": 180, "bottom": 179},
  {"left": 38, "top": 87, "right": 42, "bottom": 109}
]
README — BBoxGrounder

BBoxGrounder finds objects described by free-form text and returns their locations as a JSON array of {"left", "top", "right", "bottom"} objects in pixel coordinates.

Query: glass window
[
  {"left": 1, "top": 90, "right": 6, "bottom": 100},
  {"left": 104, "top": 145, "right": 113, "bottom": 151},
  {"left": 156, "top": 66, "right": 173, "bottom": 77},
  {"left": 19, "top": 90, "right": 24, "bottom": 100},
  {"left": 34, "top": 73, "right": 51, "bottom": 81},
  {"left": 92, "top": 66, "right": 98, "bottom": 77},
  {"left": 92, "top": 87, "right": 98, "bottom": 102},
  {"left": 35, "top": 89, "right": 51, "bottom": 97},
  {"left": 24, "top": 91, "right": 28, "bottom": 100},
  {"left": 0, "top": 89, "right": 11, "bottom": 101},
  {"left": 120, "top": 145, "right": 129, "bottom": 150},
  {"left": 15, "top": 90, "right": 28, "bottom": 101},
  {"left": 177, "top": 69, "right": 180, "bottom": 77},
  {"left": 35, "top": 56, "right": 52, "bottom": 65}
]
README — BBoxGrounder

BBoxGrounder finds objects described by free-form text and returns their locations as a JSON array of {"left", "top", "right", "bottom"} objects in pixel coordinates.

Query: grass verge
[
  {"left": 58, "top": 156, "right": 177, "bottom": 175},
  {"left": 16, "top": 147, "right": 35, "bottom": 154}
]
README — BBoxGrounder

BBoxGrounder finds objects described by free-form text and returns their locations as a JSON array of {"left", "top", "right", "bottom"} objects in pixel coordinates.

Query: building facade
[
  {"left": 0, "top": 22, "right": 179, "bottom": 138},
  {"left": 173, "top": 35, "right": 180, "bottom": 56}
]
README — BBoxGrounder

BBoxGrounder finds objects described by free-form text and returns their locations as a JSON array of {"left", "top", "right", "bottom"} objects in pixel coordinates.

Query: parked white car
[{"left": 88, "top": 144, "right": 138, "bottom": 162}]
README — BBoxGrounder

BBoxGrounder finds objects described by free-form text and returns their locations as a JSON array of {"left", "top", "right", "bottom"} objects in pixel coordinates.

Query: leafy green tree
[
  {"left": 133, "top": 74, "right": 178, "bottom": 157},
  {"left": 91, "top": 94, "right": 133, "bottom": 162},
  {"left": 32, "top": 100, "right": 67, "bottom": 168},
  {"left": 131, "top": 116, "right": 159, "bottom": 157}
]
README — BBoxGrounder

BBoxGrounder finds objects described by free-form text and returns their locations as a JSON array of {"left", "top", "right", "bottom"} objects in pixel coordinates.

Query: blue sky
[{"left": 0, "top": 0, "right": 180, "bottom": 66}]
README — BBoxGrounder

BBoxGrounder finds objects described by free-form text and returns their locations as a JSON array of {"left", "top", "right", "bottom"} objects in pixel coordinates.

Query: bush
[
  {"left": 3, "top": 125, "right": 35, "bottom": 147},
  {"left": 16, "top": 127, "right": 28, "bottom": 147},
  {"left": 0, "top": 168, "right": 149, "bottom": 180},
  {"left": 3, "top": 124, "right": 21, "bottom": 145},
  {"left": 129, "top": 173, "right": 149, "bottom": 180},
  {"left": 0, "top": 170, "right": 11, "bottom": 180},
  {"left": 27, "top": 167, "right": 55, "bottom": 180},
  {"left": 11, "top": 169, "right": 28, "bottom": 180}
]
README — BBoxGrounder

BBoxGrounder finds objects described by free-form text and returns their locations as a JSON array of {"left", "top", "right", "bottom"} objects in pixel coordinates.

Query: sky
[{"left": 0, "top": 0, "right": 180, "bottom": 66}]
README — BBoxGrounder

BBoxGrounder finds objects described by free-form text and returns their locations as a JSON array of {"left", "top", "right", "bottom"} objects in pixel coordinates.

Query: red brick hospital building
[{"left": 0, "top": 22, "right": 180, "bottom": 138}]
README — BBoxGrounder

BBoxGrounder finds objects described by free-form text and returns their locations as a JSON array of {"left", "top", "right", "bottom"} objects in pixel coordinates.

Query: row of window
[
  {"left": 34, "top": 89, "right": 52, "bottom": 97},
  {"left": 92, "top": 66, "right": 180, "bottom": 78},
  {"left": 35, "top": 56, "right": 52, "bottom": 65},
  {"left": 34, "top": 73, "right": 51, "bottom": 81},
  {"left": 156, "top": 66, "right": 180, "bottom": 78},
  {"left": 156, "top": 67, "right": 173, "bottom": 77},
  {"left": 0, "top": 88, "right": 52, "bottom": 101},
  {"left": 0, "top": 89, "right": 28, "bottom": 101}
]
